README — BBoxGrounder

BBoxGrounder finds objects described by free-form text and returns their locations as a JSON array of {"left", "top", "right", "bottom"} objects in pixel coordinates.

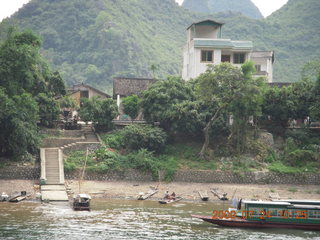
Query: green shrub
[
  {"left": 126, "top": 149, "right": 158, "bottom": 171},
  {"left": 288, "top": 187, "right": 298, "bottom": 193},
  {"left": 267, "top": 161, "right": 301, "bottom": 174},
  {"left": 101, "top": 132, "right": 124, "bottom": 149},
  {"left": 122, "top": 124, "right": 167, "bottom": 152}
]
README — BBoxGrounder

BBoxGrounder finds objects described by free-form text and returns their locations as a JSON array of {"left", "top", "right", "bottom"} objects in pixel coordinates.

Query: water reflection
[{"left": 0, "top": 200, "right": 319, "bottom": 240}]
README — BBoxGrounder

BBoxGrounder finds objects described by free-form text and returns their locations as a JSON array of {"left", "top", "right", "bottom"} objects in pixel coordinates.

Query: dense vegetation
[
  {"left": 67, "top": 61, "right": 320, "bottom": 176},
  {"left": 0, "top": 0, "right": 319, "bottom": 92},
  {"left": 0, "top": 29, "right": 66, "bottom": 159},
  {"left": 182, "top": 0, "right": 263, "bottom": 19}
]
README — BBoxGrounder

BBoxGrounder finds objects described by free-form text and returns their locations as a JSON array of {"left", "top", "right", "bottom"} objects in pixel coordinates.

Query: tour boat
[{"left": 192, "top": 200, "right": 320, "bottom": 231}]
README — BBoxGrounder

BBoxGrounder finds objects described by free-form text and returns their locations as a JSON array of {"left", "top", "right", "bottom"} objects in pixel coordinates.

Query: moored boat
[
  {"left": 73, "top": 194, "right": 91, "bottom": 211},
  {"left": 192, "top": 200, "right": 320, "bottom": 231},
  {"left": 159, "top": 197, "right": 182, "bottom": 204}
]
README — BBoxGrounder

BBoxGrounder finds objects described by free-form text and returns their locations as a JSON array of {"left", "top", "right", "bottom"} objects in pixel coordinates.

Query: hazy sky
[
  {"left": 0, "top": 0, "right": 288, "bottom": 21},
  {"left": 175, "top": 0, "right": 288, "bottom": 17}
]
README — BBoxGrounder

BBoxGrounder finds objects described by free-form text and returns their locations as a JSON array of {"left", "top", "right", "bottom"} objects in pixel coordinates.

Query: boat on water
[
  {"left": 192, "top": 200, "right": 320, "bottom": 231},
  {"left": 159, "top": 197, "right": 182, "bottom": 204},
  {"left": 73, "top": 194, "right": 91, "bottom": 211}
]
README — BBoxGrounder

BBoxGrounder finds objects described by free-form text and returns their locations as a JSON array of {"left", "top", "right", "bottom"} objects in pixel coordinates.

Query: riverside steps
[
  {"left": 40, "top": 124, "right": 102, "bottom": 201},
  {"left": 40, "top": 148, "right": 68, "bottom": 201}
]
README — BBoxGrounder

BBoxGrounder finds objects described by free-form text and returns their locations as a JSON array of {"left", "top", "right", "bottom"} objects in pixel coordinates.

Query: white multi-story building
[{"left": 182, "top": 19, "right": 274, "bottom": 82}]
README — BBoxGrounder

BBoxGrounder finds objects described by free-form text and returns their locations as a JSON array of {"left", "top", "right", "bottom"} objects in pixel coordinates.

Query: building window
[
  {"left": 221, "top": 55, "right": 231, "bottom": 63},
  {"left": 80, "top": 90, "right": 89, "bottom": 98},
  {"left": 233, "top": 53, "right": 245, "bottom": 64},
  {"left": 201, "top": 50, "right": 213, "bottom": 62},
  {"left": 255, "top": 65, "right": 261, "bottom": 72}
]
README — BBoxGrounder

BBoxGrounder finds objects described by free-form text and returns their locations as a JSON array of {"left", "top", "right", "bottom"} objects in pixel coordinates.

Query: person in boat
[
  {"left": 164, "top": 191, "right": 170, "bottom": 199},
  {"left": 171, "top": 192, "right": 176, "bottom": 200}
]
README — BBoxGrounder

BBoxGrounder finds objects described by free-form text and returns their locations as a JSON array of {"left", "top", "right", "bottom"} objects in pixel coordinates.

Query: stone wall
[
  {"left": 173, "top": 170, "right": 320, "bottom": 185},
  {"left": 0, "top": 167, "right": 319, "bottom": 185},
  {"left": 65, "top": 169, "right": 153, "bottom": 182},
  {"left": 0, "top": 166, "right": 40, "bottom": 180}
]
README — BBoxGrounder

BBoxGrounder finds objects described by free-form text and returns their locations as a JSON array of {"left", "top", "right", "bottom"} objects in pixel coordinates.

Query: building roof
[
  {"left": 113, "top": 77, "right": 157, "bottom": 98},
  {"left": 268, "top": 82, "right": 291, "bottom": 88},
  {"left": 69, "top": 83, "right": 111, "bottom": 98},
  {"left": 194, "top": 39, "right": 253, "bottom": 50},
  {"left": 187, "top": 19, "right": 224, "bottom": 30}
]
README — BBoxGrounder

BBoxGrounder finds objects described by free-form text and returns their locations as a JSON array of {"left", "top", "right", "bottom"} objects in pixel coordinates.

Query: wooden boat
[
  {"left": 211, "top": 188, "right": 228, "bottom": 201},
  {"left": 137, "top": 190, "right": 158, "bottom": 200},
  {"left": 8, "top": 191, "right": 27, "bottom": 202},
  {"left": 192, "top": 200, "right": 320, "bottom": 231},
  {"left": 198, "top": 191, "right": 209, "bottom": 201},
  {"left": 159, "top": 197, "right": 182, "bottom": 204},
  {"left": 73, "top": 194, "right": 91, "bottom": 211}
]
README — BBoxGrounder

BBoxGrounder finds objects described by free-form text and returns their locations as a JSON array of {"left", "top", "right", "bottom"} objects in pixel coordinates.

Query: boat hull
[
  {"left": 192, "top": 215, "right": 320, "bottom": 231},
  {"left": 159, "top": 197, "right": 182, "bottom": 204}
]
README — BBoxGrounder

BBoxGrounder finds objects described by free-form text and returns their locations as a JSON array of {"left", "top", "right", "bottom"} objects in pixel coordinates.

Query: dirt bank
[
  {"left": 0, "top": 180, "right": 39, "bottom": 200},
  {"left": 1, "top": 180, "right": 319, "bottom": 202},
  {"left": 66, "top": 180, "right": 320, "bottom": 202}
]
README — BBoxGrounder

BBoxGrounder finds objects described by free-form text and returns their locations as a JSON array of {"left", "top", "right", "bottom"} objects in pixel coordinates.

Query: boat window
[
  {"left": 269, "top": 208, "right": 279, "bottom": 217},
  {"left": 308, "top": 210, "right": 320, "bottom": 219},
  {"left": 249, "top": 208, "right": 263, "bottom": 217}
]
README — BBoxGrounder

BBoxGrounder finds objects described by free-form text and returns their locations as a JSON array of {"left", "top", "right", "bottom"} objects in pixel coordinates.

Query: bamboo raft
[
  {"left": 137, "top": 190, "right": 158, "bottom": 200},
  {"left": 198, "top": 191, "right": 209, "bottom": 201},
  {"left": 211, "top": 188, "right": 228, "bottom": 201}
]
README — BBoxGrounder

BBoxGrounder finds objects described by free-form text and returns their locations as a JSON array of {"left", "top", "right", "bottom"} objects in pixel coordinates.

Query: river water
[{"left": 0, "top": 199, "right": 319, "bottom": 240}]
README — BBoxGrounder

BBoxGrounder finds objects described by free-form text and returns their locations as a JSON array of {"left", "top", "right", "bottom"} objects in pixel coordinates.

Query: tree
[
  {"left": 35, "top": 93, "right": 60, "bottom": 127},
  {"left": 79, "top": 97, "right": 118, "bottom": 131},
  {"left": 261, "top": 85, "right": 294, "bottom": 135},
  {"left": 140, "top": 76, "right": 194, "bottom": 132},
  {"left": 122, "top": 95, "right": 140, "bottom": 120},
  {"left": 228, "top": 61, "right": 265, "bottom": 154},
  {"left": 0, "top": 30, "right": 45, "bottom": 97},
  {"left": 309, "top": 73, "right": 320, "bottom": 121},
  {"left": 196, "top": 62, "right": 263, "bottom": 159},
  {"left": 47, "top": 71, "right": 66, "bottom": 96},
  {"left": 289, "top": 79, "right": 314, "bottom": 120},
  {"left": 150, "top": 64, "right": 157, "bottom": 79},
  {"left": 0, "top": 29, "right": 67, "bottom": 158},
  {"left": 0, "top": 89, "right": 39, "bottom": 157},
  {"left": 121, "top": 124, "right": 167, "bottom": 153},
  {"left": 59, "top": 95, "right": 77, "bottom": 109}
]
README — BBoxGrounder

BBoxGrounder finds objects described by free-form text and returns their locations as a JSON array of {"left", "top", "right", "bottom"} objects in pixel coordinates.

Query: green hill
[
  {"left": 182, "top": 0, "right": 263, "bottom": 19},
  {"left": 1, "top": 0, "right": 197, "bottom": 93},
  {"left": 0, "top": 0, "right": 319, "bottom": 92}
]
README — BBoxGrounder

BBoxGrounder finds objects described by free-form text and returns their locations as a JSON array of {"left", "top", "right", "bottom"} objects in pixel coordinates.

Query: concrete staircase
[
  {"left": 40, "top": 148, "right": 68, "bottom": 201},
  {"left": 45, "top": 148, "right": 61, "bottom": 184},
  {"left": 82, "top": 125, "right": 99, "bottom": 142},
  {"left": 40, "top": 124, "right": 101, "bottom": 201}
]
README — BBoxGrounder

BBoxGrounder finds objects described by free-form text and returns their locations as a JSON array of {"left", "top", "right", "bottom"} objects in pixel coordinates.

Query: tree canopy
[{"left": 0, "top": 29, "right": 66, "bottom": 158}]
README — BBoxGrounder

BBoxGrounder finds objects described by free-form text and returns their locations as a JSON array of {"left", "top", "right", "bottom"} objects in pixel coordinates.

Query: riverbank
[
  {"left": 1, "top": 180, "right": 319, "bottom": 202},
  {"left": 65, "top": 180, "right": 320, "bottom": 201}
]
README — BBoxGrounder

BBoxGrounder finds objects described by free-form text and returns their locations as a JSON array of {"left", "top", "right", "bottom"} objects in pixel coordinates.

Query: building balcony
[{"left": 192, "top": 38, "right": 253, "bottom": 51}]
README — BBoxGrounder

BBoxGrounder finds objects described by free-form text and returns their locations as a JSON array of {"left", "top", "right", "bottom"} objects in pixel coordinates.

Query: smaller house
[
  {"left": 113, "top": 77, "right": 157, "bottom": 119},
  {"left": 68, "top": 83, "right": 111, "bottom": 106},
  {"left": 251, "top": 51, "right": 274, "bottom": 83}
]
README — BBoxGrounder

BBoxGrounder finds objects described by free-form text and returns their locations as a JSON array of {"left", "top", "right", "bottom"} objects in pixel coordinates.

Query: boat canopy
[
  {"left": 243, "top": 201, "right": 291, "bottom": 206},
  {"left": 76, "top": 194, "right": 91, "bottom": 199},
  {"left": 272, "top": 200, "right": 320, "bottom": 205},
  {"left": 288, "top": 204, "right": 320, "bottom": 210}
]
